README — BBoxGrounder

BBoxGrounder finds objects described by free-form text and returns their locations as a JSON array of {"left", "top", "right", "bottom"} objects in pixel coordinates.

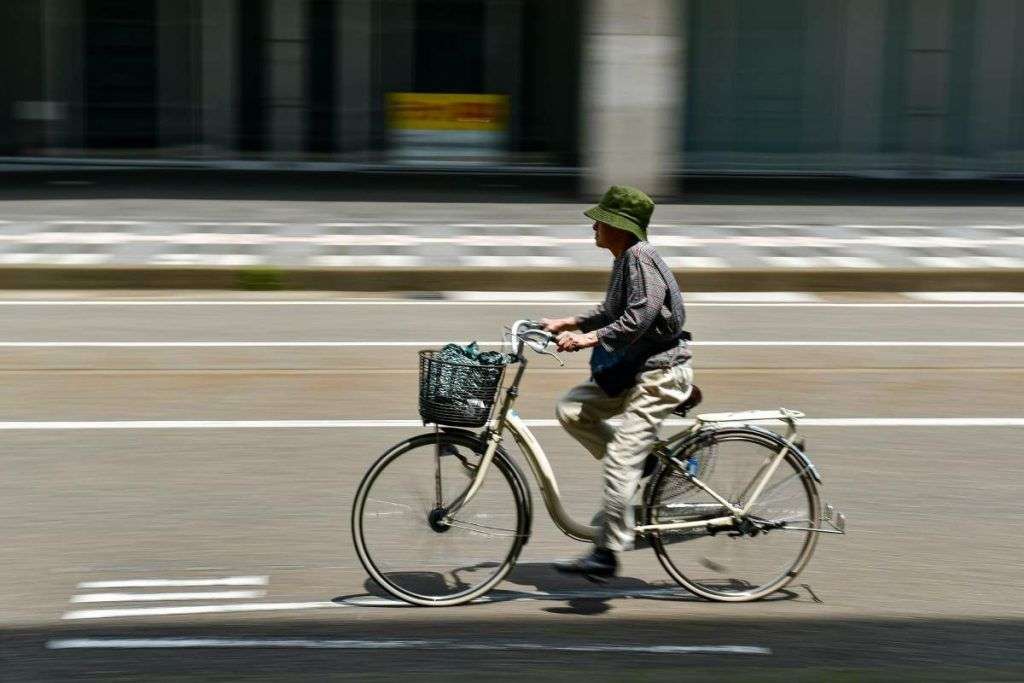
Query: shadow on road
[{"left": 335, "top": 562, "right": 800, "bottom": 615}]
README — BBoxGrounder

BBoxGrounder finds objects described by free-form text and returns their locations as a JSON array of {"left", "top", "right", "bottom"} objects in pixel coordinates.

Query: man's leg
[
  {"left": 599, "top": 364, "right": 693, "bottom": 552},
  {"left": 555, "top": 379, "right": 624, "bottom": 460}
]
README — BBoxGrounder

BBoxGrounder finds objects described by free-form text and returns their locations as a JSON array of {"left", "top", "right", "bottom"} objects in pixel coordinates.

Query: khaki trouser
[{"left": 555, "top": 363, "right": 693, "bottom": 552}]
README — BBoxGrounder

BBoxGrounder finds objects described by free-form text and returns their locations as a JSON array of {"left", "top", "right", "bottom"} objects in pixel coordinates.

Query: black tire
[
  {"left": 351, "top": 431, "right": 532, "bottom": 606},
  {"left": 644, "top": 426, "right": 820, "bottom": 602}
]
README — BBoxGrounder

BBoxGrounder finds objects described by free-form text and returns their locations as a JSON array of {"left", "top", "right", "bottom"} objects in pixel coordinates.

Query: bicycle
[{"left": 351, "top": 320, "right": 846, "bottom": 606}]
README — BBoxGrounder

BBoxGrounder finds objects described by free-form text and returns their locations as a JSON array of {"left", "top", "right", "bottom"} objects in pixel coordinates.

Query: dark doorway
[
  {"left": 84, "top": 0, "right": 157, "bottom": 149},
  {"left": 414, "top": 0, "right": 485, "bottom": 93},
  {"left": 307, "top": 0, "right": 336, "bottom": 153},
  {"left": 238, "top": 0, "right": 267, "bottom": 152}
]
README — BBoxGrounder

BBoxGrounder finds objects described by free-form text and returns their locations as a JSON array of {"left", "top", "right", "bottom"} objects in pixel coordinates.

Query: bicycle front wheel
[
  {"left": 646, "top": 427, "right": 820, "bottom": 602},
  {"left": 351, "top": 431, "right": 531, "bottom": 606}
]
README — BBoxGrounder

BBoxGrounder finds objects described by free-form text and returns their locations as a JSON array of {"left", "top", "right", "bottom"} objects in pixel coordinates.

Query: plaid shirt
[{"left": 576, "top": 241, "right": 691, "bottom": 368}]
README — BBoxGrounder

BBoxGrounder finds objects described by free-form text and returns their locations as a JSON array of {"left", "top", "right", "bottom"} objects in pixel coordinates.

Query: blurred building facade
[{"left": 2, "top": 0, "right": 1024, "bottom": 190}]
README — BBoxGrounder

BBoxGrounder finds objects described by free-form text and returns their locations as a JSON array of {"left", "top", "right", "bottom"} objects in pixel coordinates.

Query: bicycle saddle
[{"left": 672, "top": 384, "right": 703, "bottom": 417}]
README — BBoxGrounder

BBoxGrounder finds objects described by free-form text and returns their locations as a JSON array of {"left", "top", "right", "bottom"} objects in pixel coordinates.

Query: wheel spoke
[{"left": 445, "top": 518, "right": 525, "bottom": 538}]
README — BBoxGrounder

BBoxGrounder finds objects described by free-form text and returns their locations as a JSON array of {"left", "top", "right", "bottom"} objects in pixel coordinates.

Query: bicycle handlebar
[{"left": 509, "top": 319, "right": 558, "bottom": 361}]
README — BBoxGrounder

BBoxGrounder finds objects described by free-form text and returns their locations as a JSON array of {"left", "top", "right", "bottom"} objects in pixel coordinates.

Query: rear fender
[{"left": 668, "top": 425, "right": 822, "bottom": 484}]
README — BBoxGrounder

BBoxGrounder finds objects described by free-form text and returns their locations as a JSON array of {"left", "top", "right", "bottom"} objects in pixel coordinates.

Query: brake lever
[{"left": 539, "top": 346, "right": 565, "bottom": 367}]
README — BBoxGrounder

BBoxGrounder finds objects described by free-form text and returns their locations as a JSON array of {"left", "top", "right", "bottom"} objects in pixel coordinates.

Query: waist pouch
[{"left": 589, "top": 332, "right": 690, "bottom": 398}]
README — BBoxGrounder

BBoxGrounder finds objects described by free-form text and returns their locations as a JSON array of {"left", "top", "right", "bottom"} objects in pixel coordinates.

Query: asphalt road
[{"left": 2, "top": 293, "right": 1023, "bottom": 681}]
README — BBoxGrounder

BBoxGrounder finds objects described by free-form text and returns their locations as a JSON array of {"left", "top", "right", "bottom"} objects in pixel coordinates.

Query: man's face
[{"left": 592, "top": 221, "right": 613, "bottom": 249}]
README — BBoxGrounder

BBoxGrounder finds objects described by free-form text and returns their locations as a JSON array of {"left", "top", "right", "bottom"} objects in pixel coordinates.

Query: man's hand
[
  {"left": 556, "top": 331, "right": 599, "bottom": 353},
  {"left": 540, "top": 317, "right": 579, "bottom": 334}
]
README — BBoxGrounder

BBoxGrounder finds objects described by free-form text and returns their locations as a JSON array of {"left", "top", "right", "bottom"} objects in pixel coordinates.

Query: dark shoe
[{"left": 553, "top": 547, "right": 618, "bottom": 583}]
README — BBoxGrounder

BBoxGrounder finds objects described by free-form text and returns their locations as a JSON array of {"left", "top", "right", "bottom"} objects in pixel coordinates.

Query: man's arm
[
  {"left": 574, "top": 303, "right": 611, "bottom": 333},
  {"left": 540, "top": 302, "right": 609, "bottom": 334}
]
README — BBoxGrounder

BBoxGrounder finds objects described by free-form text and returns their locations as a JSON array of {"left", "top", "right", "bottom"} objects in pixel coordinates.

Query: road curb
[{"left": 1, "top": 266, "right": 1024, "bottom": 291}]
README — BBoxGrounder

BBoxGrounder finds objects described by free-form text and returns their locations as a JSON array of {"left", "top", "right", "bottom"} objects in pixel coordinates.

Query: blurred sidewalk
[{"left": 0, "top": 171, "right": 1023, "bottom": 289}]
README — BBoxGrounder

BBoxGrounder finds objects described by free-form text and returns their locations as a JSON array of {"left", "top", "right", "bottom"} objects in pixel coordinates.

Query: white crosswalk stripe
[
  {"left": 0, "top": 221, "right": 1020, "bottom": 269},
  {"left": 63, "top": 575, "right": 274, "bottom": 620}
]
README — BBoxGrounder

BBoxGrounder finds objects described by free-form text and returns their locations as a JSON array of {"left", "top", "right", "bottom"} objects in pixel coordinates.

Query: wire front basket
[{"left": 418, "top": 349, "right": 507, "bottom": 428}]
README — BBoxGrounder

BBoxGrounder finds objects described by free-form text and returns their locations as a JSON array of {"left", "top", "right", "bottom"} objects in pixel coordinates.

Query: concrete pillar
[
  {"left": 839, "top": 0, "right": 886, "bottom": 156},
  {"left": 581, "top": 0, "right": 683, "bottom": 196},
  {"left": 686, "top": 0, "right": 737, "bottom": 160},
  {"left": 378, "top": 0, "right": 415, "bottom": 90},
  {"left": 158, "top": 0, "right": 199, "bottom": 153},
  {"left": 906, "top": 0, "right": 952, "bottom": 160},
  {"left": 375, "top": 0, "right": 415, "bottom": 152},
  {"left": 485, "top": 0, "right": 522, "bottom": 150},
  {"left": 970, "top": 0, "right": 1018, "bottom": 158},
  {"left": 43, "top": 0, "right": 84, "bottom": 152},
  {"left": 338, "top": 0, "right": 373, "bottom": 156},
  {"left": 802, "top": 0, "right": 844, "bottom": 155},
  {"left": 0, "top": 0, "right": 45, "bottom": 154},
  {"left": 268, "top": 0, "right": 307, "bottom": 156},
  {"left": 200, "top": 0, "right": 237, "bottom": 155}
]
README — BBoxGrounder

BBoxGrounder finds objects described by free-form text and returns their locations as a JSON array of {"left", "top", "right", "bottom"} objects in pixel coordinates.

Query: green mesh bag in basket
[{"left": 418, "top": 343, "right": 511, "bottom": 427}]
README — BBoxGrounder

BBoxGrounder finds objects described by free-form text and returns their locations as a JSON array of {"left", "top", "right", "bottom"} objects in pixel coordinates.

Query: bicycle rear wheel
[
  {"left": 645, "top": 427, "right": 820, "bottom": 602},
  {"left": 351, "top": 431, "right": 531, "bottom": 606}
]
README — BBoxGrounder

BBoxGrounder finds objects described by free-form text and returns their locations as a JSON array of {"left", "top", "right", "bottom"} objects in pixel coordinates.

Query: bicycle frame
[{"left": 442, "top": 323, "right": 815, "bottom": 541}]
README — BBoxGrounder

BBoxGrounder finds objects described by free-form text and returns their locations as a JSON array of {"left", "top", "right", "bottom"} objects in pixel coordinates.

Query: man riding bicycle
[{"left": 541, "top": 185, "right": 693, "bottom": 580}]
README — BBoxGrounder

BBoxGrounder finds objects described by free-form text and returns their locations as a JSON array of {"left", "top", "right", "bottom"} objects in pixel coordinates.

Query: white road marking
[
  {"left": 71, "top": 590, "right": 265, "bottom": 603},
  {"left": 446, "top": 291, "right": 593, "bottom": 302},
  {"left": 55, "top": 254, "right": 110, "bottom": 265},
  {"left": 5, "top": 231, "right": 1023, "bottom": 248},
  {"left": 838, "top": 223, "right": 1024, "bottom": 231},
  {"left": 4, "top": 418, "right": 1024, "bottom": 430},
  {"left": 2, "top": 296, "right": 1024, "bottom": 308},
  {"left": 317, "top": 222, "right": 420, "bottom": 228},
  {"left": 309, "top": 255, "right": 424, "bottom": 267},
  {"left": 46, "top": 637, "right": 771, "bottom": 655},
  {"left": 820, "top": 256, "right": 882, "bottom": 268},
  {"left": 907, "top": 292, "right": 1024, "bottom": 302},
  {"left": 25, "top": 219, "right": 1024, "bottom": 231},
  {"left": 450, "top": 223, "right": 559, "bottom": 228},
  {"left": 185, "top": 222, "right": 282, "bottom": 227},
  {"left": 759, "top": 256, "right": 817, "bottom": 268},
  {"left": 969, "top": 256, "right": 1024, "bottom": 268},
  {"left": 695, "top": 341, "right": 1024, "bottom": 347},
  {"left": 1, "top": 340, "right": 1021, "bottom": 348},
  {"left": 62, "top": 602, "right": 338, "bottom": 620},
  {"left": 0, "top": 254, "right": 45, "bottom": 264},
  {"left": 662, "top": 257, "right": 728, "bottom": 268},
  {"left": 50, "top": 220, "right": 148, "bottom": 226},
  {"left": 78, "top": 576, "right": 268, "bottom": 588},
  {"left": 0, "top": 253, "right": 109, "bottom": 265},
  {"left": 459, "top": 255, "right": 573, "bottom": 267},
  {"left": 913, "top": 256, "right": 971, "bottom": 268},
  {"left": 0, "top": 341, "right": 469, "bottom": 347},
  {"left": 687, "top": 292, "right": 819, "bottom": 302},
  {"left": 149, "top": 254, "right": 264, "bottom": 266}
]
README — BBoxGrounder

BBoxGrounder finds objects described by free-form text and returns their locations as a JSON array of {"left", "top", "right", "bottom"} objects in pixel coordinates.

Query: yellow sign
[{"left": 388, "top": 93, "right": 509, "bottom": 132}]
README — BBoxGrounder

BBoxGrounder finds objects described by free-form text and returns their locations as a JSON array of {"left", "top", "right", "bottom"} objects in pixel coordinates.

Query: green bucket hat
[{"left": 583, "top": 185, "right": 655, "bottom": 242}]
